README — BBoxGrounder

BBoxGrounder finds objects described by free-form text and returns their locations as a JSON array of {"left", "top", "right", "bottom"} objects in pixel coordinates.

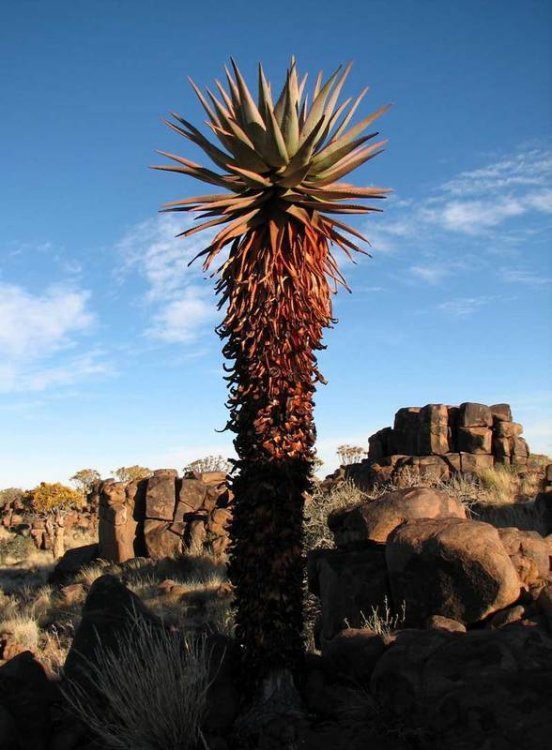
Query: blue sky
[{"left": 1, "top": 0, "right": 551, "bottom": 488}]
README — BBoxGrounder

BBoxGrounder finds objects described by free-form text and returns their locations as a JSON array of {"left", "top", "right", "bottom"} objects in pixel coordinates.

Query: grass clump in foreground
[{"left": 62, "top": 611, "right": 213, "bottom": 750}]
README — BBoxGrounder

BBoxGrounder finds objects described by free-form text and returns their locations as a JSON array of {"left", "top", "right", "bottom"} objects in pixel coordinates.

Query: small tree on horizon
[
  {"left": 184, "top": 455, "right": 232, "bottom": 475},
  {"left": 337, "top": 444, "right": 366, "bottom": 465},
  {"left": 70, "top": 468, "right": 102, "bottom": 496},
  {"left": 112, "top": 465, "right": 152, "bottom": 483},
  {"left": 25, "top": 482, "right": 84, "bottom": 559}
]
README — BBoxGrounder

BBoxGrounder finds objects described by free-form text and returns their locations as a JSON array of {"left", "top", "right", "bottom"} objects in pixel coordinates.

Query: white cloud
[
  {"left": 500, "top": 268, "right": 552, "bottom": 285},
  {"left": 410, "top": 265, "right": 449, "bottom": 284},
  {"left": 438, "top": 296, "right": 492, "bottom": 317},
  {"left": 424, "top": 196, "right": 526, "bottom": 235},
  {"left": 366, "top": 147, "right": 552, "bottom": 251},
  {"left": 0, "top": 282, "right": 107, "bottom": 393},
  {"left": 441, "top": 149, "right": 552, "bottom": 197},
  {"left": 118, "top": 214, "right": 219, "bottom": 344},
  {"left": 146, "top": 287, "right": 216, "bottom": 343},
  {"left": 0, "top": 283, "right": 94, "bottom": 358}
]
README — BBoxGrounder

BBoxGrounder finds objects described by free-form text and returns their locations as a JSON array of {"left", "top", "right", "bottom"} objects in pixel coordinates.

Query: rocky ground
[{"left": 0, "top": 451, "right": 551, "bottom": 749}]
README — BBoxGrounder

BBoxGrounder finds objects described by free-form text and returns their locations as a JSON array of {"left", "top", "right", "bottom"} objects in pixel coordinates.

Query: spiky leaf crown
[{"left": 155, "top": 58, "right": 389, "bottom": 273}]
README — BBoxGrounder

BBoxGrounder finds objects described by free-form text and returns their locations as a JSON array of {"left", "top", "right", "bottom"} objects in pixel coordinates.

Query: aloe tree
[{"left": 155, "top": 58, "right": 388, "bottom": 686}]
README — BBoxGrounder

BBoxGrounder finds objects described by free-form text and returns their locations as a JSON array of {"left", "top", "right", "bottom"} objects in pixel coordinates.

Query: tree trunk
[
  {"left": 52, "top": 511, "right": 65, "bottom": 560},
  {"left": 221, "top": 223, "right": 331, "bottom": 689}
]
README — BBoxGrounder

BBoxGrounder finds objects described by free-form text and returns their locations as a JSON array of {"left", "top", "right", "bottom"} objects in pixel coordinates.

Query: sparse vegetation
[
  {"left": 0, "top": 487, "right": 25, "bottom": 508},
  {"left": 357, "top": 596, "right": 407, "bottom": 637},
  {"left": 25, "top": 482, "right": 84, "bottom": 515},
  {"left": 0, "top": 533, "right": 35, "bottom": 564},
  {"left": 112, "top": 465, "right": 152, "bottom": 482},
  {"left": 184, "top": 455, "right": 232, "bottom": 475},
  {"left": 69, "top": 468, "right": 101, "bottom": 495},
  {"left": 336, "top": 444, "right": 367, "bottom": 465},
  {"left": 62, "top": 612, "right": 213, "bottom": 750}
]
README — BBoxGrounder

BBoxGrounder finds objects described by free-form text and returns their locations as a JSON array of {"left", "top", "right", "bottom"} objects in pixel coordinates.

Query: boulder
[
  {"left": 496, "top": 421, "right": 523, "bottom": 438},
  {"left": 370, "top": 626, "right": 552, "bottom": 749},
  {"left": 421, "top": 628, "right": 552, "bottom": 748},
  {"left": 457, "top": 426, "right": 492, "bottom": 454},
  {"left": 511, "top": 436, "right": 530, "bottom": 465},
  {"left": 49, "top": 543, "right": 99, "bottom": 585},
  {"left": 425, "top": 615, "right": 466, "bottom": 633},
  {"left": 175, "top": 479, "right": 208, "bottom": 519},
  {"left": 329, "top": 486, "right": 466, "bottom": 547},
  {"left": 393, "top": 407, "right": 421, "bottom": 455},
  {"left": 308, "top": 547, "right": 389, "bottom": 641},
  {"left": 537, "top": 583, "right": 552, "bottom": 631},
  {"left": 0, "top": 651, "right": 58, "bottom": 750},
  {"left": 459, "top": 452, "right": 494, "bottom": 474},
  {"left": 198, "top": 471, "right": 227, "bottom": 485},
  {"left": 399, "top": 455, "right": 450, "bottom": 483},
  {"left": 459, "top": 402, "right": 493, "bottom": 428},
  {"left": 418, "top": 404, "right": 450, "bottom": 455},
  {"left": 497, "top": 527, "right": 550, "bottom": 590},
  {"left": 493, "top": 436, "right": 513, "bottom": 463},
  {"left": 98, "top": 507, "right": 136, "bottom": 563},
  {"left": 321, "top": 628, "right": 386, "bottom": 683},
  {"left": 491, "top": 403, "right": 513, "bottom": 422},
  {"left": 368, "top": 426, "right": 395, "bottom": 460},
  {"left": 143, "top": 519, "right": 182, "bottom": 558},
  {"left": 386, "top": 518, "right": 521, "bottom": 625},
  {"left": 144, "top": 475, "right": 176, "bottom": 521},
  {"left": 64, "top": 575, "right": 164, "bottom": 691}
]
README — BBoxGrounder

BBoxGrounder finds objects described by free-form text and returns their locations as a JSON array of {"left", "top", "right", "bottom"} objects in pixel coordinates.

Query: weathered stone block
[
  {"left": 419, "top": 404, "right": 450, "bottom": 455},
  {"left": 143, "top": 519, "right": 181, "bottom": 558},
  {"left": 393, "top": 407, "right": 421, "bottom": 455},
  {"left": 490, "top": 403, "right": 512, "bottom": 422},
  {"left": 145, "top": 475, "right": 176, "bottom": 521},
  {"left": 442, "top": 452, "right": 462, "bottom": 473},
  {"left": 459, "top": 452, "right": 494, "bottom": 474},
  {"left": 175, "top": 479, "right": 208, "bottom": 522},
  {"left": 368, "top": 426, "right": 395, "bottom": 460},
  {"left": 153, "top": 468, "right": 178, "bottom": 479},
  {"left": 511, "top": 437, "right": 529, "bottom": 465},
  {"left": 98, "top": 514, "right": 136, "bottom": 563},
  {"left": 457, "top": 426, "right": 492, "bottom": 454},
  {"left": 459, "top": 402, "right": 493, "bottom": 428},
  {"left": 493, "top": 436, "right": 512, "bottom": 463},
  {"left": 101, "top": 481, "right": 126, "bottom": 507},
  {"left": 496, "top": 421, "right": 523, "bottom": 438}
]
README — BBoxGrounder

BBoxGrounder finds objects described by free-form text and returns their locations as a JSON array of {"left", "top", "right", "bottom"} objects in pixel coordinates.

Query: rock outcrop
[
  {"left": 341, "top": 401, "right": 532, "bottom": 488},
  {"left": 309, "top": 487, "right": 551, "bottom": 636},
  {"left": 92, "top": 469, "right": 233, "bottom": 564}
]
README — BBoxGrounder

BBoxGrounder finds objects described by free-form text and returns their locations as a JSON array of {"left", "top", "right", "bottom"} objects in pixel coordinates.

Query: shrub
[
  {"left": 336, "top": 444, "right": 366, "bottom": 465},
  {"left": 357, "top": 596, "right": 407, "bottom": 637},
  {"left": 0, "top": 487, "right": 25, "bottom": 509},
  {"left": 0, "top": 614, "right": 40, "bottom": 651},
  {"left": 25, "top": 482, "right": 84, "bottom": 515},
  {"left": 112, "top": 466, "right": 152, "bottom": 483},
  {"left": 184, "top": 455, "right": 232, "bottom": 474},
  {"left": 305, "top": 480, "right": 372, "bottom": 551},
  {"left": 69, "top": 469, "right": 101, "bottom": 495},
  {"left": 62, "top": 612, "right": 213, "bottom": 750},
  {"left": 0, "top": 534, "right": 35, "bottom": 564}
]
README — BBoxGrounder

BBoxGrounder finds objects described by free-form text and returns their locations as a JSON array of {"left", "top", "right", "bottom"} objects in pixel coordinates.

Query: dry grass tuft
[
  {"left": 0, "top": 614, "right": 40, "bottom": 651},
  {"left": 62, "top": 611, "right": 214, "bottom": 750},
  {"left": 356, "top": 596, "right": 407, "bottom": 638}
]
